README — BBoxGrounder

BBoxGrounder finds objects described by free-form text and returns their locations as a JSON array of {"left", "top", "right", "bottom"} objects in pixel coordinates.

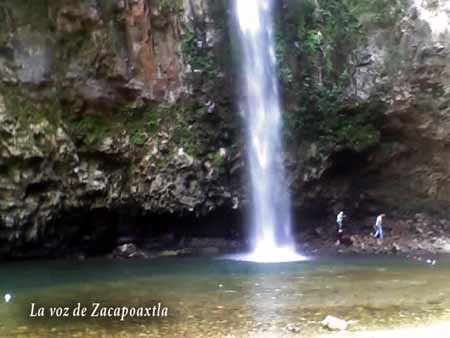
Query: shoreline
[
  {"left": 2, "top": 212, "right": 450, "bottom": 261},
  {"left": 318, "top": 321, "right": 450, "bottom": 338},
  {"left": 2, "top": 236, "right": 450, "bottom": 262}
]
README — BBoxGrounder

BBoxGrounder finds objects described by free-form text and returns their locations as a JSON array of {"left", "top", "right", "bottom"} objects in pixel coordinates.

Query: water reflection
[
  {"left": 0, "top": 257, "right": 449, "bottom": 337},
  {"left": 245, "top": 266, "right": 294, "bottom": 333}
]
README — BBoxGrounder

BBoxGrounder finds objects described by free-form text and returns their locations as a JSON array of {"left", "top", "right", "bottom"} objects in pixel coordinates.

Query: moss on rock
[
  {"left": 0, "top": 85, "right": 60, "bottom": 128},
  {"left": 276, "top": 0, "right": 388, "bottom": 155},
  {"left": 343, "top": 0, "right": 409, "bottom": 30}
]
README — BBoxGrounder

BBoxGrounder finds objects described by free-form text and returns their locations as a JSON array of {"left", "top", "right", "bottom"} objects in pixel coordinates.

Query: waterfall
[{"left": 233, "top": 0, "right": 305, "bottom": 262}]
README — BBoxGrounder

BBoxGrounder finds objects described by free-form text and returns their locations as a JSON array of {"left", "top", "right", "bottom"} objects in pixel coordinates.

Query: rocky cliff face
[
  {"left": 0, "top": 0, "right": 241, "bottom": 256},
  {"left": 275, "top": 0, "right": 450, "bottom": 222},
  {"left": 353, "top": 0, "right": 450, "bottom": 214},
  {"left": 0, "top": 0, "right": 449, "bottom": 257}
]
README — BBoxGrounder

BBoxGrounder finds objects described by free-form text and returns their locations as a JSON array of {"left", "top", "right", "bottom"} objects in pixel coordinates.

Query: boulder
[
  {"left": 112, "top": 243, "right": 147, "bottom": 259},
  {"left": 392, "top": 242, "right": 401, "bottom": 253}
]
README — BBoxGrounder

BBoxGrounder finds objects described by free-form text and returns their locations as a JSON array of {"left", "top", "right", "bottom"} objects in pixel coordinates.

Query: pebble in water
[
  {"left": 4, "top": 293, "right": 11, "bottom": 303},
  {"left": 286, "top": 323, "right": 301, "bottom": 333}
]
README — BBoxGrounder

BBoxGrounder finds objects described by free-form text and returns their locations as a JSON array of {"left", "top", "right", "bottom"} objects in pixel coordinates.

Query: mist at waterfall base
[{"left": 228, "top": 0, "right": 306, "bottom": 263}]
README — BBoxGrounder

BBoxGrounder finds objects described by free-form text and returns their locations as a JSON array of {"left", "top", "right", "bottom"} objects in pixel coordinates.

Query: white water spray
[{"left": 233, "top": 0, "right": 305, "bottom": 262}]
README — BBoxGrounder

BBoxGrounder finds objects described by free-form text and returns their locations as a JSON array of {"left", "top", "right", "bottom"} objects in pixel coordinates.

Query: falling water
[{"left": 233, "top": 0, "right": 305, "bottom": 262}]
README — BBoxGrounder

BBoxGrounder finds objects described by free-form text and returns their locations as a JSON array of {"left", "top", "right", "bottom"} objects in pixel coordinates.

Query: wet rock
[
  {"left": 76, "top": 253, "right": 86, "bottom": 261},
  {"left": 11, "top": 29, "right": 53, "bottom": 85},
  {"left": 314, "top": 227, "right": 325, "bottom": 237},
  {"left": 113, "top": 243, "right": 147, "bottom": 259},
  {"left": 392, "top": 242, "right": 401, "bottom": 253},
  {"left": 57, "top": 1, "right": 102, "bottom": 33}
]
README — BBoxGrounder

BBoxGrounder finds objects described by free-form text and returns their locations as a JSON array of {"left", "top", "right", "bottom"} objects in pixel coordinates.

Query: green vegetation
[
  {"left": 0, "top": 162, "right": 17, "bottom": 180},
  {"left": 276, "top": 0, "right": 395, "bottom": 153},
  {"left": 284, "top": 77, "right": 385, "bottom": 152},
  {"left": 1, "top": 81, "right": 199, "bottom": 154},
  {"left": 0, "top": 0, "right": 52, "bottom": 31},
  {"left": 279, "top": 0, "right": 362, "bottom": 87},
  {"left": 65, "top": 103, "right": 202, "bottom": 153},
  {"left": 343, "top": 0, "right": 409, "bottom": 30},
  {"left": 178, "top": 0, "right": 235, "bottom": 158},
  {"left": 1, "top": 86, "right": 59, "bottom": 127},
  {"left": 180, "top": 0, "right": 230, "bottom": 81},
  {"left": 182, "top": 29, "right": 218, "bottom": 80},
  {"left": 156, "top": 0, "right": 183, "bottom": 13},
  {"left": 274, "top": 29, "right": 294, "bottom": 84},
  {"left": 57, "top": 30, "right": 92, "bottom": 61},
  {"left": 173, "top": 119, "right": 195, "bottom": 154},
  {"left": 207, "top": 151, "right": 225, "bottom": 168},
  {"left": 129, "top": 131, "right": 147, "bottom": 146},
  {"left": 66, "top": 105, "right": 166, "bottom": 147},
  {"left": 0, "top": 7, "right": 10, "bottom": 45},
  {"left": 68, "top": 115, "right": 112, "bottom": 146},
  {"left": 345, "top": 0, "right": 409, "bottom": 74},
  {"left": 321, "top": 102, "right": 383, "bottom": 152}
]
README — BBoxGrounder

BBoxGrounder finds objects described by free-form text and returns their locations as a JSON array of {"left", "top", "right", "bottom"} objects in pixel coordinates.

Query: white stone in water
[
  {"left": 322, "top": 315, "right": 348, "bottom": 331},
  {"left": 286, "top": 323, "right": 301, "bottom": 333},
  {"left": 232, "top": 196, "right": 239, "bottom": 209},
  {"left": 4, "top": 293, "right": 11, "bottom": 303}
]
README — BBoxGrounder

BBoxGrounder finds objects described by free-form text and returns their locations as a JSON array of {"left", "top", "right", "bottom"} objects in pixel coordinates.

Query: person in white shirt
[
  {"left": 374, "top": 214, "right": 385, "bottom": 239},
  {"left": 336, "top": 211, "right": 346, "bottom": 245}
]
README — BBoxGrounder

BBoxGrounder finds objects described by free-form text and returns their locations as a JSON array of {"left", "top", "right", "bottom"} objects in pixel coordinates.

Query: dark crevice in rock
[
  {"left": 0, "top": 205, "right": 244, "bottom": 260},
  {"left": 25, "top": 180, "right": 57, "bottom": 197},
  {"left": 324, "top": 149, "right": 369, "bottom": 177}
]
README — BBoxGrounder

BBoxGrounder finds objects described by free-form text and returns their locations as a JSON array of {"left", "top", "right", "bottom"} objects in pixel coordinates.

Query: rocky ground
[
  {"left": 107, "top": 212, "right": 450, "bottom": 260},
  {"left": 317, "top": 321, "right": 450, "bottom": 338},
  {"left": 301, "top": 213, "right": 450, "bottom": 257},
  {"left": 110, "top": 237, "right": 245, "bottom": 259}
]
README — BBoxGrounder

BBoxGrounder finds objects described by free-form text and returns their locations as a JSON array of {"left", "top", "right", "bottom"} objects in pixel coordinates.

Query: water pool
[{"left": 0, "top": 256, "right": 449, "bottom": 337}]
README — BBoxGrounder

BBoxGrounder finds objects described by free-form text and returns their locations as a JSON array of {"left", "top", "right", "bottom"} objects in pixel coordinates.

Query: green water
[{"left": 0, "top": 256, "right": 449, "bottom": 337}]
